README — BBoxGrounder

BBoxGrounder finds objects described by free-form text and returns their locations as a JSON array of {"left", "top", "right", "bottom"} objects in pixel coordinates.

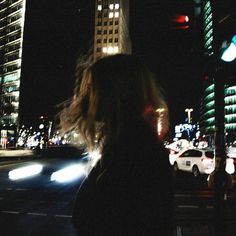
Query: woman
[{"left": 58, "top": 54, "right": 173, "bottom": 235}]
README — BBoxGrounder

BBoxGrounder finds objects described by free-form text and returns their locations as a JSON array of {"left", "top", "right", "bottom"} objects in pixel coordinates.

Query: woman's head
[{"left": 58, "top": 54, "right": 168, "bottom": 149}]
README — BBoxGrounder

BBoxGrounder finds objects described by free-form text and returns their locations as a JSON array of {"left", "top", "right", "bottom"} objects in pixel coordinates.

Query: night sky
[{"left": 20, "top": 0, "right": 204, "bottom": 132}]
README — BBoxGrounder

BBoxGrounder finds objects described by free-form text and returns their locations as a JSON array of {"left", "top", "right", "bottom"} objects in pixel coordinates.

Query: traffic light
[{"left": 170, "top": 14, "right": 190, "bottom": 29}]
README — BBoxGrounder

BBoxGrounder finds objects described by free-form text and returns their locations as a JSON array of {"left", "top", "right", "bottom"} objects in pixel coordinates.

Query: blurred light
[
  {"left": 9, "top": 164, "right": 43, "bottom": 180},
  {"left": 50, "top": 164, "right": 86, "bottom": 183},
  {"left": 97, "top": 5, "right": 102, "bottom": 11},
  {"left": 109, "top": 4, "right": 114, "bottom": 10},
  {"left": 88, "top": 149, "right": 101, "bottom": 167},
  {"left": 221, "top": 42, "right": 236, "bottom": 62},
  {"left": 225, "top": 158, "right": 235, "bottom": 174}
]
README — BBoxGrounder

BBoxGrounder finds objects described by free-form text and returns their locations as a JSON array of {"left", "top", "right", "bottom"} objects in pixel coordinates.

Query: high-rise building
[
  {"left": 199, "top": 0, "right": 236, "bottom": 145},
  {"left": 0, "top": 0, "right": 26, "bottom": 146},
  {"left": 93, "top": 0, "right": 131, "bottom": 61}
]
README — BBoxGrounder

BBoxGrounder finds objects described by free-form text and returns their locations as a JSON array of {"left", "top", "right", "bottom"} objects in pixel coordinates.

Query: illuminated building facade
[
  {"left": 0, "top": 0, "right": 26, "bottom": 147},
  {"left": 94, "top": 0, "right": 131, "bottom": 61},
  {"left": 200, "top": 0, "right": 236, "bottom": 144}
]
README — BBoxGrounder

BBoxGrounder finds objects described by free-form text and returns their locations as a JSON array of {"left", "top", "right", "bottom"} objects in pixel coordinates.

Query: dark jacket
[{"left": 72, "top": 121, "right": 173, "bottom": 235}]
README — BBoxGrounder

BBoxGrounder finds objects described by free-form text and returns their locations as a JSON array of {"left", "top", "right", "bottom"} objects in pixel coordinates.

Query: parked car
[{"left": 173, "top": 148, "right": 215, "bottom": 177}]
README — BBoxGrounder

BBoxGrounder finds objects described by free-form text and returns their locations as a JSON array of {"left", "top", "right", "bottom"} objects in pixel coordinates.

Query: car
[
  {"left": 38, "top": 144, "right": 86, "bottom": 159},
  {"left": 173, "top": 148, "right": 215, "bottom": 177},
  {"left": 168, "top": 148, "right": 188, "bottom": 166}
]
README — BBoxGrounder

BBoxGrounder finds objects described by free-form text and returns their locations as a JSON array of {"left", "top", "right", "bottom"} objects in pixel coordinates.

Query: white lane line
[
  {"left": 1, "top": 210, "right": 19, "bottom": 214},
  {"left": 16, "top": 188, "right": 27, "bottom": 191},
  {"left": 27, "top": 212, "right": 47, "bottom": 216},
  {"left": 177, "top": 205, "right": 199, "bottom": 209},
  {"left": 174, "top": 194, "right": 192, "bottom": 198},
  {"left": 5, "top": 188, "right": 13, "bottom": 191},
  {"left": 54, "top": 214, "right": 72, "bottom": 218}
]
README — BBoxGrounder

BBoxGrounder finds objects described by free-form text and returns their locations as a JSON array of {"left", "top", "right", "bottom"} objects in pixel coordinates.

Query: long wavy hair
[{"left": 57, "top": 54, "right": 168, "bottom": 151}]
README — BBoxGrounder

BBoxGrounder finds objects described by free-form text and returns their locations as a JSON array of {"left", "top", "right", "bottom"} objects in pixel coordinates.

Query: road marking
[
  {"left": 177, "top": 205, "right": 199, "bottom": 209},
  {"left": 16, "top": 188, "right": 27, "bottom": 191},
  {"left": 1, "top": 210, "right": 19, "bottom": 214},
  {"left": 5, "top": 188, "right": 12, "bottom": 191},
  {"left": 54, "top": 214, "right": 72, "bottom": 218},
  {"left": 27, "top": 212, "right": 47, "bottom": 216},
  {"left": 207, "top": 205, "right": 214, "bottom": 209},
  {"left": 174, "top": 194, "right": 192, "bottom": 197}
]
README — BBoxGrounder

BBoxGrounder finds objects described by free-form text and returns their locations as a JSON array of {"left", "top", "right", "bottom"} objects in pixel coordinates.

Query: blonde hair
[{"left": 57, "top": 54, "right": 168, "bottom": 150}]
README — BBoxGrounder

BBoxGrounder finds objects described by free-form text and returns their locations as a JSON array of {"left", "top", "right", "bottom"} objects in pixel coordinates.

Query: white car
[
  {"left": 173, "top": 148, "right": 215, "bottom": 177},
  {"left": 168, "top": 148, "right": 188, "bottom": 166}
]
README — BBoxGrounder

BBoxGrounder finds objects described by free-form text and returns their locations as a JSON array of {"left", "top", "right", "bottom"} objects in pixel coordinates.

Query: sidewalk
[{"left": 0, "top": 149, "right": 35, "bottom": 158}]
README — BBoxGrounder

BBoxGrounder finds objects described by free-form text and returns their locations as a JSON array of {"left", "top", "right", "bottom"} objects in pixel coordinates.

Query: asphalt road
[
  {"left": 1, "top": 155, "right": 236, "bottom": 236},
  {"left": 0, "top": 156, "right": 87, "bottom": 236}
]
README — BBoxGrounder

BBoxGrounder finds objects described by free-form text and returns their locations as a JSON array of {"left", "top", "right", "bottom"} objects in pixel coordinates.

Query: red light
[{"left": 171, "top": 14, "right": 189, "bottom": 23}]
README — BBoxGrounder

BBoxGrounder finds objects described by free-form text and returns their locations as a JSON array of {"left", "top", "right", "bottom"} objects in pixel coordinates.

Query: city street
[
  {"left": 1, "top": 154, "right": 236, "bottom": 235},
  {"left": 0, "top": 154, "right": 87, "bottom": 236}
]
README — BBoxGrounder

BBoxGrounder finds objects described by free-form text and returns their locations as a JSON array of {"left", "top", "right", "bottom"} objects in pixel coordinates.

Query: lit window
[
  {"left": 109, "top": 4, "right": 114, "bottom": 10},
  {"left": 114, "top": 46, "right": 119, "bottom": 53},
  {"left": 107, "top": 47, "right": 113, "bottom": 54},
  {"left": 115, "top": 4, "right": 119, "bottom": 9},
  {"left": 114, "top": 12, "right": 119, "bottom": 18},
  {"left": 102, "top": 47, "right": 108, "bottom": 53},
  {"left": 109, "top": 12, "right": 114, "bottom": 18},
  {"left": 98, "top": 5, "right": 102, "bottom": 11}
]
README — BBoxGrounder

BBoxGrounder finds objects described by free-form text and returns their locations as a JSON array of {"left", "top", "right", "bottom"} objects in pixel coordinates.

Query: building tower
[
  {"left": 199, "top": 0, "right": 236, "bottom": 145},
  {"left": 94, "top": 0, "right": 131, "bottom": 61},
  {"left": 0, "top": 0, "right": 27, "bottom": 146}
]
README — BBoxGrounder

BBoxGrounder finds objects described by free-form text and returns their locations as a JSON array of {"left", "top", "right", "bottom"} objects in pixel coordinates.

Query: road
[
  {"left": 173, "top": 171, "right": 236, "bottom": 235},
  {"left": 1, "top": 154, "right": 236, "bottom": 235},
  {"left": 0, "top": 156, "right": 87, "bottom": 236}
]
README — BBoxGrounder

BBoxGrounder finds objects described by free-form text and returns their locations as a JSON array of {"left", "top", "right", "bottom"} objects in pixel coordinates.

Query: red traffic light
[{"left": 170, "top": 14, "right": 190, "bottom": 29}]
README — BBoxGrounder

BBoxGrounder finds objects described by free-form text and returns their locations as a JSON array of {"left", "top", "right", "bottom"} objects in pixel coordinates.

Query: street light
[{"left": 185, "top": 108, "right": 193, "bottom": 124}]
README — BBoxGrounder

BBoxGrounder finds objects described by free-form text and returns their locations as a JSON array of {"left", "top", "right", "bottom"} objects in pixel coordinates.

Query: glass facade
[{"left": 0, "top": 0, "right": 26, "bottom": 144}]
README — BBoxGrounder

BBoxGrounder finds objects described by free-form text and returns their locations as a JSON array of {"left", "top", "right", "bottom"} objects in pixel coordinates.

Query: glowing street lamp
[{"left": 185, "top": 108, "right": 193, "bottom": 124}]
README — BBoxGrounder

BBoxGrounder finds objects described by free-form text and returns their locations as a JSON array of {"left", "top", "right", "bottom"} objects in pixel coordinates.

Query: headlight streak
[
  {"left": 8, "top": 164, "right": 43, "bottom": 180},
  {"left": 50, "top": 164, "right": 87, "bottom": 183}
]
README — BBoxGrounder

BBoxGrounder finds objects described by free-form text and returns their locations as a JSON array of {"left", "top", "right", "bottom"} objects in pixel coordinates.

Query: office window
[
  {"left": 109, "top": 38, "right": 113, "bottom": 43},
  {"left": 115, "top": 20, "right": 118, "bottom": 25},
  {"left": 97, "top": 39, "right": 101, "bottom": 43},
  {"left": 104, "top": 21, "right": 107, "bottom": 26},
  {"left": 97, "top": 47, "right": 102, "bottom": 52},
  {"left": 104, "top": 13, "right": 108, "bottom": 17},
  {"left": 115, "top": 38, "right": 118, "bottom": 42},
  {"left": 114, "top": 12, "right": 119, "bottom": 18},
  {"left": 97, "top": 5, "right": 102, "bottom": 11},
  {"left": 109, "top": 30, "right": 113, "bottom": 34},
  {"left": 109, "top": 12, "right": 113, "bottom": 18},
  {"left": 97, "top": 30, "right": 102, "bottom": 34},
  {"left": 115, "top": 29, "right": 118, "bottom": 34},
  {"left": 104, "top": 38, "right": 107, "bottom": 43},
  {"left": 109, "top": 4, "right": 114, "bottom": 10},
  {"left": 115, "top": 3, "right": 119, "bottom": 9},
  {"left": 109, "top": 21, "right": 113, "bottom": 25},
  {"left": 104, "top": 30, "right": 107, "bottom": 34}
]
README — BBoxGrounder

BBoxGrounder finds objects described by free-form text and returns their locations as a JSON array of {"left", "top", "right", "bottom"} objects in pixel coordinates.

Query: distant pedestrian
[{"left": 58, "top": 54, "right": 173, "bottom": 235}]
